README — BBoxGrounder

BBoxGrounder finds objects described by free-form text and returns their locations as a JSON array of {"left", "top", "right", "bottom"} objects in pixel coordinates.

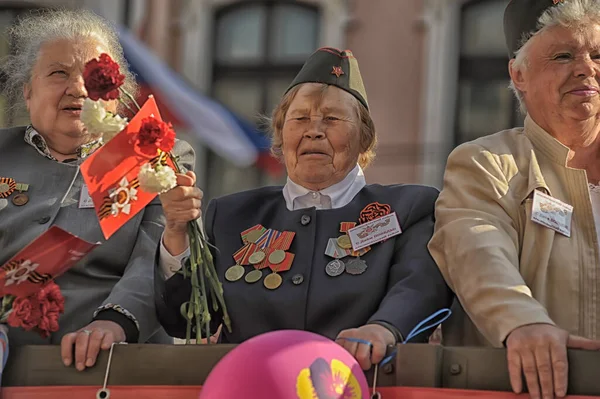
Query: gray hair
[
  {"left": 509, "top": 0, "right": 600, "bottom": 114},
  {"left": 1, "top": 8, "right": 137, "bottom": 123}
]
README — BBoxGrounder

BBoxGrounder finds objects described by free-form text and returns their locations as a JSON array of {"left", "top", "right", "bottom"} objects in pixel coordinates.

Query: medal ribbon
[
  {"left": 233, "top": 243, "right": 257, "bottom": 266},
  {"left": 350, "top": 246, "right": 371, "bottom": 257},
  {"left": 255, "top": 229, "right": 282, "bottom": 249},
  {"left": 340, "top": 222, "right": 356, "bottom": 233},
  {"left": 254, "top": 247, "right": 274, "bottom": 270},
  {"left": 262, "top": 230, "right": 296, "bottom": 271},
  {"left": 270, "top": 252, "right": 295, "bottom": 272},
  {"left": 325, "top": 238, "right": 346, "bottom": 259},
  {"left": 241, "top": 224, "right": 266, "bottom": 244},
  {"left": 271, "top": 231, "right": 295, "bottom": 251}
]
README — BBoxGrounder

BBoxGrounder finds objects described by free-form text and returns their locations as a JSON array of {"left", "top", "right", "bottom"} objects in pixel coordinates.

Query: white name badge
[
  {"left": 531, "top": 190, "right": 573, "bottom": 237},
  {"left": 78, "top": 185, "right": 95, "bottom": 209},
  {"left": 348, "top": 212, "right": 402, "bottom": 251}
]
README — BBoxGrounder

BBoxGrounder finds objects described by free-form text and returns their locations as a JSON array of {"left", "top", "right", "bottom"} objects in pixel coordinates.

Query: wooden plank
[
  {"left": 3, "top": 386, "right": 600, "bottom": 399},
  {"left": 3, "top": 344, "right": 236, "bottom": 387},
  {"left": 3, "top": 344, "right": 400, "bottom": 387},
  {"left": 5, "top": 344, "right": 600, "bottom": 396},
  {"left": 395, "top": 344, "right": 443, "bottom": 387},
  {"left": 441, "top": 347, "right": 600, "bottom": 395}
]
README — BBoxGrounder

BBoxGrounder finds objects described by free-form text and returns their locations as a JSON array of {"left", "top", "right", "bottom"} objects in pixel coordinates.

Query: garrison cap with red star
[
  {"left": 504, "top": 0, "right": 566, "bottom": 57},
  {"left": 285, "top": 47, "right": 369, "bottom": 110}
]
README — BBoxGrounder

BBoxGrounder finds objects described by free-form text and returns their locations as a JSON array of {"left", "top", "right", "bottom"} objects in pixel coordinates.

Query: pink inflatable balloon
[{"left": 199, "top": 330, "right": 370, "bottom": 399}]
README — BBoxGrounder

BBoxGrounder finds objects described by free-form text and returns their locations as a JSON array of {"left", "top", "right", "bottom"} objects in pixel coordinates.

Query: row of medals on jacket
[
  {"left": 225, "top": 229, "right": 288, "bottom": 290},
  {"left": 224, "top": 226, "right": 368, "bottom": 290},
  {"left": 0, "top": 177, "right": 30, "bottom": 211}
]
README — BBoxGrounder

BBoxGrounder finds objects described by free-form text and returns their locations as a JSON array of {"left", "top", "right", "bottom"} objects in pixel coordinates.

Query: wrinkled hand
[
  {"left": 159, "top": 171, "right": 203, "bottom": 255},
  {"left": 336, "top": 324, "right": 396, "bottom": 370},
  {"left": 506, "top": 323, "right": 600, "bottom": 399},
  {"left": 61, "top": 320, "right": 126, "bottom": 371}
]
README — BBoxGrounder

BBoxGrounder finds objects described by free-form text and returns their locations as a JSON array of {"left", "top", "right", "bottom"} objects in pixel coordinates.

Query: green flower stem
[
  {"left": 167, "top": 152, "right": 231, "bottom": 343},
  {"left": 199, "top": 236, "right": 231, "bottom": 333},
  {"left": 201, "top": 241, "right": 232, "bottom": 333},
  {"left": 185, "top": 305, "right": 192, "bottom": 343},
  {"left": 191, "top": 225, "right": 210, "bottom": 342},
  {"left": 117, "top": 97, "right": 136, "bottom": 116},
  {"left": 119, "top": 87, "right": 142, "bottom": 111}
]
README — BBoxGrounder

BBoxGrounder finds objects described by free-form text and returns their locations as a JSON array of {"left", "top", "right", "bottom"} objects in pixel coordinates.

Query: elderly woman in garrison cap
[
  {"left": 429, "top": 0, "right": 600, "bottom": 397},
  {"left": 156, "top": 47, "right": 452, "bottom": 369},
  {"left": 0, "top": 9, "right": 193, "bottom": 370}
]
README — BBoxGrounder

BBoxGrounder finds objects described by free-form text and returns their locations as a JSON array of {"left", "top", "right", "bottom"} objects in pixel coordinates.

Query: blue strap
[
  {"left": 339, "top": 308, "right": 452, "bottom": 367},
  {"left": 404, "top": 308, "right": 452, "bottom": 343}
]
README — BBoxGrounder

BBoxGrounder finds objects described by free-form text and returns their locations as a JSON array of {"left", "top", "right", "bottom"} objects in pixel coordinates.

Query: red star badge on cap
[
  {"left": 331, "top": 66, "right": 344, "bottom": 78},
  {"left": 552, "top": 0, "right": 564, "bottom": 4}
]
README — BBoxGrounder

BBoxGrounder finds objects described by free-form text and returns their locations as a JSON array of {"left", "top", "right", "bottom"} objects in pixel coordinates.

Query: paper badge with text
[
  {"left": 347, "top": 212, "right": 402, "bottom": 251},
  {"left": 0, "top": 226, "right": 99, "bottom": 297},
  {"left": 531, "top": 190, "right": 573, "bottom": 237}
]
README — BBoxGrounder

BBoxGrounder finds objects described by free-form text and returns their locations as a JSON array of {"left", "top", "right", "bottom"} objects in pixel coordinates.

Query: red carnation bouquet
[
  {"left": 79, "top": 53, "right": 230, "bottom": 343},
  {"left": 0, "top": 282, "right": 65, "bottom": 338}
]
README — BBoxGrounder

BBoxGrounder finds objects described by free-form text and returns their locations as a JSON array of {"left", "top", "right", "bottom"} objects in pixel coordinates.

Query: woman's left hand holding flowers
[{"left": 159, "top": 171, "right": 204, "bottom": 256}]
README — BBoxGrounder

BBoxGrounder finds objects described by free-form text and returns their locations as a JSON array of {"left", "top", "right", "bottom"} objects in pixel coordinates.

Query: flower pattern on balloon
[{"left": 296, "top": 357, "right": 362, "bottom": 399}]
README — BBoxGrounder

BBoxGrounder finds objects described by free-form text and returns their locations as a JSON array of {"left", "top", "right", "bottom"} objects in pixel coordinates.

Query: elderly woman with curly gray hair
[
  {"left": 0, "top": 9, "right": 193, "bottom": 370},
  {"left": 429, "top": 0, "right": 600, "bottom": 398}
]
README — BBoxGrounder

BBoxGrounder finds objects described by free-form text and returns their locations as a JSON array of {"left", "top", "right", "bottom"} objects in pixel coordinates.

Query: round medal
[
  {"left": 0, "top": 177, "right": 16, "bottom": 199},
  {"left": 268, "top": 249, "right": 286, "bottom": 265},
  {"left": 263, "top": 273, "right": 282, "bottom": 290},
  {"left": 225, "top": 265, "right": 245, "bottom": 282},
  {"left": 249, "top": 251, "right": 266, "bottom": 265},
  {"left": 244, "top": 269, "right": 263, "bottom": 283},
  {"left": 245, "top": 230, "right": 263, "bottom": 244},
  {"left": 12, "top": 193, "right": 29, "bottom": 206},
  {"left": 345, "top": 258, "right": 368, "bottom": 275},
  {"left": 336, "top": 235, "right": 352, "bottom": 249},
  {"left": 325, "top": 259, "right": 345, "bottom": 277}
]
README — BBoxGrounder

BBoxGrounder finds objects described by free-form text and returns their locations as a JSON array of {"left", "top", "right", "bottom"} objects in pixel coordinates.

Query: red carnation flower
[
  {"left": 83, "top": 53, "right": 125, "bottom": 101},
  {"left": 136, "top": 117, "right": 176, "bottom": 156},
  {"left": 37, "top": 282, "right": 65, "bottom": 314},
  {"left": 36, "top": 283, "right": 64, "bottom": 338},
  {"left": 7, "top": 296, "right": 41, "bottom": 331},
  {"left": 5, "top": 282, "right": 65, "bottom": 337},
  {"left": 38, "top": 306, "right": 61, "bottom": 338}
]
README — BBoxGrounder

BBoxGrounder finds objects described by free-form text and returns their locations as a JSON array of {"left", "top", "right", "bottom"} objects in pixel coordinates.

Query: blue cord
[{"left": 340, "top": 308, "right": 452, "bottom": 367}]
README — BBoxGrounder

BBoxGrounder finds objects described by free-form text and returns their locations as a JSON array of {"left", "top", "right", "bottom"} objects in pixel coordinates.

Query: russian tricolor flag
[{"left": 117, "top": 27, "right": 283, "bottom": 176}]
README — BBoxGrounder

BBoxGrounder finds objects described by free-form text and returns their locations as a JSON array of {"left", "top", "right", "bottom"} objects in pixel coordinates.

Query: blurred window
[
  {"left": 208, "top": 2, "right": 320, "bottom": 199},
  {"left": 456, "top": 0, "right": 524, "bottom": 145}
]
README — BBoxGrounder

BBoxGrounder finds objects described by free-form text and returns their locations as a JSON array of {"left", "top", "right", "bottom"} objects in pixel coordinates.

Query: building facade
[{"left": 0, "top": 0, "right": 522, "bottom": 200}]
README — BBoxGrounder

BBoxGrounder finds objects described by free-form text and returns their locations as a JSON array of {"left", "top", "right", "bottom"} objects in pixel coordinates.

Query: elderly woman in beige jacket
[{"left": 429, "top": 1, "right": 600, "bottom": 399}]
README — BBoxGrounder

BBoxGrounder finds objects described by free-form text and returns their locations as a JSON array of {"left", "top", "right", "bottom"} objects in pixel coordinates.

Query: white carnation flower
[
  {"left": 138, "top": 162, "right": 177, "bottom": 194},
  {"left": 81, "top": 98, "right": 106, "bottom": 133},
  {"left": 100, "top": 113, "right": 129, "bottom": 142},
  {"left": 81, "top": 98, "right": 128, "bottom": 142}
]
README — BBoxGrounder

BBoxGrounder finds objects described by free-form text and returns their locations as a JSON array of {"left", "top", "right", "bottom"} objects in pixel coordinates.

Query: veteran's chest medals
[
  {"left": 0, "top": 177, "right": 30, "bottom": 208},
  {"left": 324, "top": 202, "right": 402, "bottom": 277},
  {"left": 225, "top": 224, "right": 296, "bottom": 290}
]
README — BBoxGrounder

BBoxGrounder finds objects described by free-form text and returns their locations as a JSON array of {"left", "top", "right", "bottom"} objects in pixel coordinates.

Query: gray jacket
[{"left": 0, "top": 126, "right": 194, "bottom": 345}]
